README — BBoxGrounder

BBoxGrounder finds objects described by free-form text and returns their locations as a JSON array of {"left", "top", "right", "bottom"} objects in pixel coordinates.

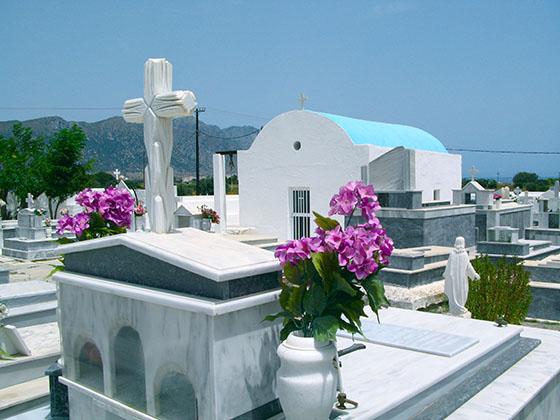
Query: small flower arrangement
[
  {"left": 44, "top": 217, "right": 51, "bottom": 227},
  {"left": 56, "top": 187, "right": 135, "bottom": 241},
  {"left": 34, "top": 208, "right": 46, "bottom": 216},
  {"left": 134, "top": 200, "right": 147, "bottom": 217},
  {"left": 60, "top": 207, "right": 70, "bottom": 216},
  {"left": 199, "top": 205, "right": 220, "bottom": 224},
  {"left": 266, "top": 181, "right": 393, "bottom": 342},
  {"left": 493, "top": 193, "right": 502, "bottom": 200}
]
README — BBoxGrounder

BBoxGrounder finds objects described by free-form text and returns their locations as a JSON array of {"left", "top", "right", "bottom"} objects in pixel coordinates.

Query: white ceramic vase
[{"left": 276, "top": 332, "right": 338, "bottom": 420}]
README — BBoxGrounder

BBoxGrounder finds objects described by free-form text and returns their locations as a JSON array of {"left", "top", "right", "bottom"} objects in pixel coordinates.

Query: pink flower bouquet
[{"left": 266, "top": 181, "right": 393, "bottom": 341}]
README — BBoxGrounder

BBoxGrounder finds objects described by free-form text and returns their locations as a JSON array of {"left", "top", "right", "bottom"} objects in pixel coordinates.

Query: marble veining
[{"left": 338, "top": 322, "right": 478, "bottom": 357}]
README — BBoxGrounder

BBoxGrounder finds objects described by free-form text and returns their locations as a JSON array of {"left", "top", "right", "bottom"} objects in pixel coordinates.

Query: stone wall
[{"left": 353, "top": 205, "right": 476, "bottom": 248}]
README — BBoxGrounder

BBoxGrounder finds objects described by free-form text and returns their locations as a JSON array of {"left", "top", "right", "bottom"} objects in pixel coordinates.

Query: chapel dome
[{"left": 312, "top": 111, "right": 448, "bottom": 154}]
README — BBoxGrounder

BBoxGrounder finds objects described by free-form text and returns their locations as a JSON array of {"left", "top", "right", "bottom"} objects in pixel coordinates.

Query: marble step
[
  {"left": 1, "top": 247, "right": 59, "bottom": 262},
  {"left": 0, "top": 377, "right": 49, "bottom": 420},
  {"left": 2, "top": 238, "right": 59, "bottom": 252},
  {"left": 3, "top": 301, "right": 57, "bottom": 328},
  {"left": 256, "top": 241, "right": 283, "bottom": 252},
  {"left": 378, "top": 260, "right": 447, "bottom": 288},
  {"left": 521, "top": 239, "right": 555, "bottom": 252},
  {"left": 0, "top": 281, "right": 57, "bottom": 308},
  {"left": 235, "top": 236, "right": 279, "bottom": 246},
  {"left": 0, "top": 323, "right": 60, "bottom": 389}
]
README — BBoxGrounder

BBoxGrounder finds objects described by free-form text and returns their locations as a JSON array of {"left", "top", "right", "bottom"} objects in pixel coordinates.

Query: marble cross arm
[
  {"left": 122, "top": 90, "right": 197, "bottom": 123},
  {"left": 122, "top": 98, "right": 147, "bottom": 123},
  {"left": 151, "top": 90, "right": 197, "bottom": 118}
]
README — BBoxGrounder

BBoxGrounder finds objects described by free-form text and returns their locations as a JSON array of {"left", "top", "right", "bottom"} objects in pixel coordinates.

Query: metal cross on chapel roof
[{"left": 298, "top": 93, "right": 308, "bottom": 110}]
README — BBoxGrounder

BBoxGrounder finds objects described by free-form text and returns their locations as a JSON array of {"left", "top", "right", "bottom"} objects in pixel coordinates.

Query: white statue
[
  {"left": 34, "top": 193, "right": 48, "bottom": 211},
  {"left": 122, "top": 58, "right": 197, "bottom": 233},
  {"left": 444, "top": 237, "right": 480, "bottom": 317},
  {"left": 5, "top": 192, "right": 18, "bottom": 219}
]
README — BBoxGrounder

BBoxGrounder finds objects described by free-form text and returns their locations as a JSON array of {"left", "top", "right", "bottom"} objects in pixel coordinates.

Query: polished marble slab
[
  {"left": 59, "top": 229, "right": 282, "bottom": 299},
  {"left": 338, "top": 322, "right": 479, "bottom": 357}
]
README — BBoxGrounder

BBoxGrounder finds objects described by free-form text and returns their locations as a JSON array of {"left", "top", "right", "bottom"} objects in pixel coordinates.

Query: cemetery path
[{"left": 0, "top": 256, "right": 60, "bottom": 283}]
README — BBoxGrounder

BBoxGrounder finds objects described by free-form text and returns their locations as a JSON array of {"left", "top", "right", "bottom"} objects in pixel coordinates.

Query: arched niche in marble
[
  {"left": 155, "top": 368, "right": 197, "bottom": 420},
  {"left": 77, "top": 340, "right": 104, "bottom": 393},
  {"left": 113, "top": 326, "right": 146, "bottom": 411}
]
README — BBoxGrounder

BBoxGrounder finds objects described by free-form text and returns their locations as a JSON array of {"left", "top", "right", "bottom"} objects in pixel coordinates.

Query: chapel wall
[{"left": 414, "top": 149, "right": 462, "bottom": 202}]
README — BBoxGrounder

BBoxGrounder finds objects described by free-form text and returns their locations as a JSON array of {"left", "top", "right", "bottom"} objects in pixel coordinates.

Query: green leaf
[
  {"left": 312, "top": 211, "right": 339, "bottom": 232},
  {"left": 311, "top": 252, "right": 337, "bottom": 290},
  {"left": 0, "top": 347, "right": 14, "bottom": 360},
  {"left": 264, "top": 310, "right": 292, "bottom": 323},
  {"left": 332, "top": 272, "right": 357, "bottom": 297},
  {"left": 283, "top": 260, "right": 306, "bottom": 285},
  {"left": 338, "top": 318, "right": 361, "bottom": 335},
  {"left": 302, "top": 282, "right": 327, "bottom": 316},
  {"left": 287, "top": 284, "right": 306, "bottom": 317},
  {"left": 280, "top": 320, "right": 300, "bottom": 341},
  {"left": 312, "top": 315, "right": 339, "bottom": 341},
  {"left": 335, "top": 298, "right": 366, "bottom": 326},
  {"left": 362, "top": 276, "right": 389, "bottom": 321},
  {"left": 47, "top": 265, "right": 65, "bottom": 279}
]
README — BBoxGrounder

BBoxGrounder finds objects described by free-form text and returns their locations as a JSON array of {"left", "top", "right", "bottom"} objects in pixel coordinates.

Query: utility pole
[{"left": 195, "top": 107, "right": 206, "bottom": 195}]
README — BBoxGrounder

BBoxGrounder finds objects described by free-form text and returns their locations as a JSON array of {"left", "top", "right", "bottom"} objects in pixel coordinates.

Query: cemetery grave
[{"left": 1, "top": 195, "right": 60, "bottom": 261}]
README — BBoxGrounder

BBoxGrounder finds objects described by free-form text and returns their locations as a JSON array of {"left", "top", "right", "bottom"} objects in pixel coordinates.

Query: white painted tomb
[
  {"left": 238, "top": 110, "right": 462, "bottom": 241},
  {"left": 55, "top": 229, "right": 283, "bottom": 420}
]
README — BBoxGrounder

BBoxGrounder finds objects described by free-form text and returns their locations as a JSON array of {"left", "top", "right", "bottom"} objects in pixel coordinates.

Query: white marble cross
[
  {"left": 298, "top": 93, "right": 308, "bottom": 110},
  {"left": 25, "top": 193, "right": 34, "bottom": 209},
  {"left": 467, "top": 165, "right": 479, "bottom": 182},
  {"left": 122, "top": 59, "right": 197, "bottom": 233},
  {"left": 113, "top": 169, "right": 121, "bottom": 180}
]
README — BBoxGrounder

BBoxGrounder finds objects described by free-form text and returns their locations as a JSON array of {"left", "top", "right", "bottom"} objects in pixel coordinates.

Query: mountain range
[{"left": 0, "top": 116, "right": 260, "bottom": 178}]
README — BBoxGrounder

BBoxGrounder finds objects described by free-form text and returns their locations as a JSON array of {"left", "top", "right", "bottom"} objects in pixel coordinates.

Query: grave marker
[{"left": 122, "top": 58, "right": 197, "bottom": 233}]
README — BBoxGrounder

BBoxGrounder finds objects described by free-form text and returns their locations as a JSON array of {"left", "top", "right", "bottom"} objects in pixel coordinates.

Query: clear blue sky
[{"left": 1, "top": 0, "right": 559, "bottom": 179}]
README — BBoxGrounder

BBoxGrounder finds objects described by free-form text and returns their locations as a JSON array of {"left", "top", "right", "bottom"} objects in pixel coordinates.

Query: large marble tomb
[{"left": 54, "top": 228, "right": 283, "bottom": 420}]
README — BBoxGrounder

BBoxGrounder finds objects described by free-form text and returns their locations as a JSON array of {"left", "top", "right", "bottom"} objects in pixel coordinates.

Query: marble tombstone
[{"left": 54, "top": 228, "right": 283, "bottom": 420}]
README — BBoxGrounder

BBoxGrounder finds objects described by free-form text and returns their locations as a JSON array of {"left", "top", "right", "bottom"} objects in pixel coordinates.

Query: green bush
[{"left": 466, "top": 255, "right": 532, "bottom": 324}]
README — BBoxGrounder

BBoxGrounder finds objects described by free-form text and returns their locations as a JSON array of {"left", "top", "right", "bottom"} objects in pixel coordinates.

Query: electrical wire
[
  {"left": 198, "top": 129, "right": 260, "bottom": 140},
  {"left": 447, "top": 148, "right": 560, "bottom": 155}
]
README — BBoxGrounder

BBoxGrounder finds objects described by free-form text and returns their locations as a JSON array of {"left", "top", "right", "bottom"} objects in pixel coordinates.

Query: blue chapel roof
[{"left": 313, "top": 111, "right": 448, "bottom": 154}]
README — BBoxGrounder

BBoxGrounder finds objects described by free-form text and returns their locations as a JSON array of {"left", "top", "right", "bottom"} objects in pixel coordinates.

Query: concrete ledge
[{"left": 0, "top": 377, "right": 49, "bottom": 419}]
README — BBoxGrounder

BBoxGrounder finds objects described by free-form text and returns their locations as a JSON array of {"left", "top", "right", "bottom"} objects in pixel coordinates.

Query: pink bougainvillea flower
[
  {"left": 56, "top": 215, "right": 75, "bottom": 235},
  {"left": 76, "top": 189, "right": 103, "bottom": 213},
  {"left": 73, "top": 212, "right": 91, "bottom": 237},
  {"left": 99, "top": 186, "right": 135, "bottom": 228}
]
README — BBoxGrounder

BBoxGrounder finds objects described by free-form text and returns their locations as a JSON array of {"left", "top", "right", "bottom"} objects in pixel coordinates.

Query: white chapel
[{"left": 238, "top": 110, "right": 461, "bottom": 241}]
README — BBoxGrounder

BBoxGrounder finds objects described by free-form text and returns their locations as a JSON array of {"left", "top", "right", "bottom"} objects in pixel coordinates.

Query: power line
[
  {"left": 198, "top": 129, "right": 260, "bottom": 140},
  {"left": 0, "top": 106, "right": 121, "bottom": 110},
  {"left": 204, "top": 107, "right": 270, "bottom": 122},
  {"left": 447, "top": 148, "right": 560, "bottom": 155}
]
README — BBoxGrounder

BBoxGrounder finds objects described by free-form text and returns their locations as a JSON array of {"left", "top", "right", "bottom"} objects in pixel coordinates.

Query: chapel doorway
[{"left": 290, "top": 188, "right": 311, "bottom": 239}]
